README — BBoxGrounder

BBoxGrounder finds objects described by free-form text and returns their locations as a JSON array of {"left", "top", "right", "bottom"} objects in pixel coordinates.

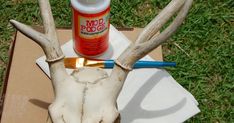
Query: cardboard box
[{"left": 0, "top": 28, "right": 162, "bottom": 123}]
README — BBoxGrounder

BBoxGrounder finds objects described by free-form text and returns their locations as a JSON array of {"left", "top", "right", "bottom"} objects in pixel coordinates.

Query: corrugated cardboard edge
[{"left": 0, "top": 31, "right": 18, "bottom": 120}]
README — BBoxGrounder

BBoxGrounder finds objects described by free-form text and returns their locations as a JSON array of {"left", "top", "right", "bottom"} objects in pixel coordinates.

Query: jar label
[
  {"left": 78, "top": 10, "right": 110, "bottom": 39},
  {"left": 72, "top": 7, "right": 110, "bottom": 56}
]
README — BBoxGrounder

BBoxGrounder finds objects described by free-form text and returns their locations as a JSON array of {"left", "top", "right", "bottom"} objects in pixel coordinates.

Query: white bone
[{"left": 10, "top": 0, "right": 193, "bottom": 122}]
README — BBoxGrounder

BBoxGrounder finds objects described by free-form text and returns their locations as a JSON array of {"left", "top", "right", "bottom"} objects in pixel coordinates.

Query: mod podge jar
[{"left": 71, "top": 0, "right": 111, "bottom": 57}]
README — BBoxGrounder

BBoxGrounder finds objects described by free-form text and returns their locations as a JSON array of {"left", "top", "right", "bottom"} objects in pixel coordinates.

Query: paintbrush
[{"left": 64, "top": 57, "right": 176, "bottom": 69}]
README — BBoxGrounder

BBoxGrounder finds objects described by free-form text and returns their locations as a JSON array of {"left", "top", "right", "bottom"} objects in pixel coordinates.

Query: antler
[
  {"left": 10, "top": 0, "right": 68, "bottom": 90},
  {"left": 109, "top": 0, "right": 193, "bottom": 99},
  {"left": 10, "top": 0, "right": 193, "bottom": 123}
]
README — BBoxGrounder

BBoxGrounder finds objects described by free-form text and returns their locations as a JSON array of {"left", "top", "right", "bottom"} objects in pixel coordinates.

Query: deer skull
[{"left": 10, "top": 0, "right": 193, "bottom": 123}]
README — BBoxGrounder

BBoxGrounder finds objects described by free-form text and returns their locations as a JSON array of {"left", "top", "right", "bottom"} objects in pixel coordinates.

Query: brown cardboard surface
[{"left": 1, "top": 29, "right": 162, "bottom": 123}]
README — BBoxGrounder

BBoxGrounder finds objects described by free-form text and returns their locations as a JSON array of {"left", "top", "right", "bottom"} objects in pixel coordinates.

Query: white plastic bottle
[{"left": 71, "top": 0, "right": 111, "bottom": 57}]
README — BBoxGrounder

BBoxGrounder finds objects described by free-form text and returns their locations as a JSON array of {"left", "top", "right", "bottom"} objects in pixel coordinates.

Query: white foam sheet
[{"left": 36, "top": 25, "right": 200, "bottom": 123}]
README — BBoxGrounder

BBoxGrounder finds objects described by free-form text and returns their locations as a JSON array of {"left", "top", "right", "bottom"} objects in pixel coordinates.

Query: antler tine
[
  {"left": 135, "top": 0, "right": 185, "bottom": 44},
  {"left": 140, "top": 0, "right": 193, "bottom": 52},
  {"left": 38, "top": 0, "right": 64, "bottom": 61},
  {"left": 121, "top": 0, "right": 193, "bottom": 65},
  {"left": 10, "top": 0, "right": 64, "bottom": 62},
  {"left": 38, "top": 0, "right": 58, "bottom": 41},
  {"left": 9, "top": 20, "right": 50, "bottom": 48}
]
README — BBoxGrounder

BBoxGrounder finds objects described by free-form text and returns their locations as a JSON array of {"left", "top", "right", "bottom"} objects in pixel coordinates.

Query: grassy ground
[{"left": 0, "top": 0, "right": 233, "bottom": 122}]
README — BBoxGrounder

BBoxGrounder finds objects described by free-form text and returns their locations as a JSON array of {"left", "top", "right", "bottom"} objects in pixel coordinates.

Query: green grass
[{"left": 0, "top": 0, "right": 233, "bottom": 122}]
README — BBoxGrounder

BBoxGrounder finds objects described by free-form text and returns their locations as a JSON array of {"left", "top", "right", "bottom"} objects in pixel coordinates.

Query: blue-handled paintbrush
[{"left": 64, "top": 57, "right": 176, "bottom": 69}]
